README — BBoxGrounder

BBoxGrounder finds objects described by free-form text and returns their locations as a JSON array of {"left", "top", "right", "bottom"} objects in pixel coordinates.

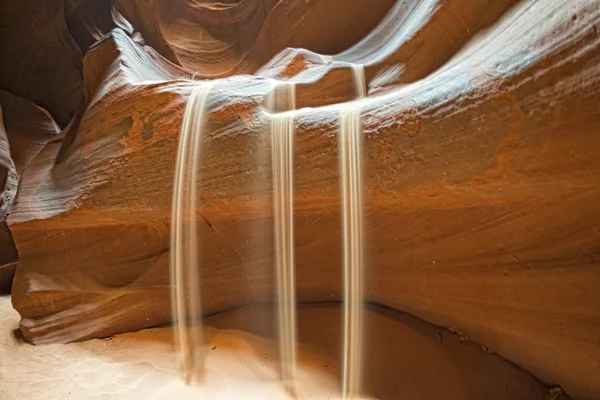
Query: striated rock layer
[
  {"left": 114, "top": 0, "right": 397, "bottom": 77},
  {"left": 2, "top": 0, "right": 600, "bottom": 399}
]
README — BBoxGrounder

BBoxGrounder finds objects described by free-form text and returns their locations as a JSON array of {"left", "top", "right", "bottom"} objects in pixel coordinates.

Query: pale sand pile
[
  {"left": 1, "top": 295, "right": 551, "bottom": 399},
  {"left": 0, "top": 296, "right": 338, "bottom": 400}
]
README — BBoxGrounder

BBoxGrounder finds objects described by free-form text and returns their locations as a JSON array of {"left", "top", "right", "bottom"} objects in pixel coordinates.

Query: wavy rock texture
[
  {"left": 0, "top": 0, "right": 127, "bottom": 126},
  {"left": 115, "top": 0, "right": 397, "bottom": 76},
  {"left": 2, "top": 0, "right": 600, "bottom": 399},
  {"left": 0, "top": 106, "right": 18, "bottom": 292},
  {"left": 0, "top": 90, "right": 60, "bottom": 291}
]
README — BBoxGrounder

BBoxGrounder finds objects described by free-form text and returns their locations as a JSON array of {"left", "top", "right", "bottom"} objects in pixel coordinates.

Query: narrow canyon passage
[{"left": 1, "top": 0, "right": 599, "bottom": 399}]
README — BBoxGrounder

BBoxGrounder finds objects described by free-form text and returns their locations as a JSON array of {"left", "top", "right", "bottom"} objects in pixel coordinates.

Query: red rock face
[{"left": 1, "top": 0, "right": 600, "bottom": 398}]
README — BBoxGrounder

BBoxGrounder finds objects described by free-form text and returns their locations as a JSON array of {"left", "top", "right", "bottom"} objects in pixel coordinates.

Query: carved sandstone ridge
[
  {"left": 115, "top": 0, "right": 397, "bottom": 77},
  {"left": 0, "top": 0, "right": 140, "bottom": 136},
  {"left": 0, "top": 0, "right": 126, "bottom": 127},
  {"left": 0, "top": 109, "right": 18, "bottom": 293},
  {"left": 6, "top": 0, "right": 600, "bottom": 399},
  {"left": 0, "top": 90, "right": 60, "bottom": 291},
  {"left": 0, "top": 0, "right": 81, "bottom": 126}
]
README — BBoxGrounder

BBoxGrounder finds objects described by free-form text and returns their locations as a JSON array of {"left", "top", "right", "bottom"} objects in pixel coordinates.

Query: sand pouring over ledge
[
  {"left": 1, "top": 0, "right": 599, "bottom": 398},
  {"left": 268, "top": 80, "right": 299, "bottom": 393},
  {"left": 170, "top": 83, "right": 214, "bottom": 383}
]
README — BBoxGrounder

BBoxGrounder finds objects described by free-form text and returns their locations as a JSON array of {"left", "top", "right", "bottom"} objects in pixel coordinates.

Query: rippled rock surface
[{"left": 1, "top": 0, "right": 599, "bottom": 398}]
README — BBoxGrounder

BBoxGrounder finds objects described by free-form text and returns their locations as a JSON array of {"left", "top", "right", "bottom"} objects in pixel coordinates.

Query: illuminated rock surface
[{"left": 1, "top": 0, "right": 599, "bottom": 398}]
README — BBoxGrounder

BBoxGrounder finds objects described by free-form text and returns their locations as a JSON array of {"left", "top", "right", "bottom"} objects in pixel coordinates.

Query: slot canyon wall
[{"left": 0, "top": 0, "right": 599, "bottom": 398}]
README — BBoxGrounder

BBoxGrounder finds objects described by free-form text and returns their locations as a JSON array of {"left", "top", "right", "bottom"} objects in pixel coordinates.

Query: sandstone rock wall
[{"left": 1, "top": 0, "right": 599, "bottom": 398}]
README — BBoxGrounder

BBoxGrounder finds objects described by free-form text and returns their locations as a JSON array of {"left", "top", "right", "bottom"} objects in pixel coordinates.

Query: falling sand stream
[
  {"left": 340, "top": 63, "right": 367, "bottom": 399},
  {"left": 170, "top": 83, "right": 213, "bottom": 383},
  {"left": 170, "top": 64, "right": 368, "bottom": 398},
  {"left": 268, "top": 81, "right": 298, "bottom": 394}
]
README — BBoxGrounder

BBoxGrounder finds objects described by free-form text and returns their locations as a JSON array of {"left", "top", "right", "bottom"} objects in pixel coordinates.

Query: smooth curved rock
[
  {"left": 0, "top": 0, "right": 83, "bottom": 126},
  {"left": 0, "top": 91, "right": 61, "bottom": 178},
  {"left": 0, "top": 0, "right": 132, "bottom": 126},
  {"left": 5, "top": 0, "right": 600, "bottom": 399},
  {"left": 0, "top": 91, "right": 59, "bottom": 290},
  {"left": 116, "top": 0, "right": 396, "bottom": 77},
  {"left": 0, "top": 105, "right": 17, "bottom": 216},
  {"left": 0, "top": 107, "right": 18, "bottom": 292},
  {"left": 335, "top": 0, "right": 519, "bottom": 85},
  {"left": 64, "top": 0, "right": 131, "bottom": 54}
]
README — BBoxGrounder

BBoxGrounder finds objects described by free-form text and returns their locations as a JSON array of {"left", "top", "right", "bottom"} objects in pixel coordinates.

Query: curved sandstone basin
[{"left": 0, "top": 296, "right": 554, "bottom": 399}]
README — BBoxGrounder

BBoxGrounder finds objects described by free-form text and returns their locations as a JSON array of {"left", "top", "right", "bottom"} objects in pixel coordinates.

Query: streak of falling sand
[
  {"left": 269, "top": 80, "right": 298, "bottom": 393},
  {"left": 0, "top": 297, "right": 342, "bottom": 400},
  {"left": 340, "top": 63, "right": 367, "bottom": 398}
]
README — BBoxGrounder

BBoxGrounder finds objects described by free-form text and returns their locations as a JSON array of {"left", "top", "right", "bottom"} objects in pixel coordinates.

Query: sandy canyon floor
[{"left": 0, "top": 296, "right": 561, "bottom": 399}]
